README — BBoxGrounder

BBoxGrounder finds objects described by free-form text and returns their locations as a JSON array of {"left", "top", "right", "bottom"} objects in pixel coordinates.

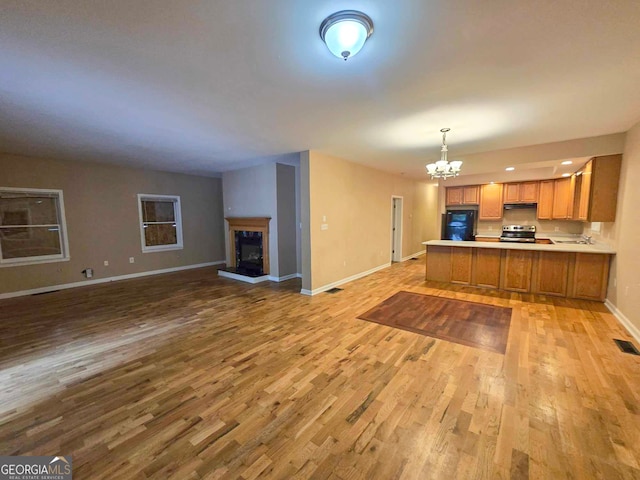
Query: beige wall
[
  {"left": 583, "top": 121, "right": 640, "bottom": 333},
  {"left": 304, "top": 151, "right": 438, "bottom": 292},
  {"left": 276, "top": 163, "right": 297, "bottom": 277},
  {"left": 477, "top": 209, "right": 584, "bottom": 235},
  {"left": 300, "top": 152, "right": 312, "bottom": 291},
  {"left": 0, "top": 153, "right": 225, "bottom": 294}
]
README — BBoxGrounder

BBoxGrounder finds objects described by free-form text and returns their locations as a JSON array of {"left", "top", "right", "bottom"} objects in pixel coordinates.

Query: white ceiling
[{"left": 1, "top": 0, "right": 639, "bottom": 178}]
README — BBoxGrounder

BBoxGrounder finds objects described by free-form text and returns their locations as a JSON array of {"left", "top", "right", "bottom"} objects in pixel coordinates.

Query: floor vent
[
  {"left": 614, "top": 339, "right": 640, "bottom": 355},
  {"left": 326, "top": 288, "right": 343, "bottom": 294},
  {"left": 410, "top": 258, "right": 419, "bottom": 261}
]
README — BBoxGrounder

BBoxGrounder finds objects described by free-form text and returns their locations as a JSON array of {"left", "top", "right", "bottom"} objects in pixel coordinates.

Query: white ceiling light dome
[{"left": 319, "top": 10, "right": 374, "bottom": 61}]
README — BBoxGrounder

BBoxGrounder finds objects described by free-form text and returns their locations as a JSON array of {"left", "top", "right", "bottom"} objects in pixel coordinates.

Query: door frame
[{"left": 390, "top": 196, "right": 403, "bottom": 262}]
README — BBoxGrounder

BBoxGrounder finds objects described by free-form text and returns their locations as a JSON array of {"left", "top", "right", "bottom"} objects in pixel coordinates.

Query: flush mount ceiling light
[
  {"left": 319, "top": 10, "right": 374, "bottom": 61},
  {"left": 505, "top": 167, "right": 515, "bottom": 171},
  {"left": 561, "top": 160, "right": 573, "bottom": 165},
  {"left": 426, "top": 128, "right": 463, "bottom": 180}
]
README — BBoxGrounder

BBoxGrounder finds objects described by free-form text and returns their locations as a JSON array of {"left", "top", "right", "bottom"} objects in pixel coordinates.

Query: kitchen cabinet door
[
  {"left": 479, "top": 183, "right": 503, "bottom": 220},
  {"left": 552, "top": 176, "right": 575, "bottom": 219},
  {"left": 537, "top": 180, "right": 554, "bottom": 220},
  {"left": 500, "top": 250, "right": 533, "bottom": 292},
  {"left": 578, "top": 161, "right": 592, "bottom": 221},
  {"left": 571, "top": 253, "right": 610, "bottom": 301},
  {"left": 463, "top": 185, "right": 480, "bottom": 204},
  {"left": 533, "top": 251, "right": 569, "bottom": 296},
  {"left": 425, "top": 246, "right": 452, "bottom": 282},
  {"left": 503, "top": 183, "right": 520, "bottom": 203},
  {"left": 446, "top": 187, "right": 464, "bottom": 205},
  {"left": 450, "top": 247, "right": 472, "bottom": 285},
  {"left": 472, "top": 248, "right": 501, "bottom": 288},
  {"left": 520, "top": 182, "right": 539, "bottom": 203}
]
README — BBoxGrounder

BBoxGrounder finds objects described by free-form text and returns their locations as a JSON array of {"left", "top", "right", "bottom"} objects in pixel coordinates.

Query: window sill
[
  {"left": 142, "top": 245, "right": 184, "bottom": 254},
  {"left": 0, "top": 257, "right": 71, "bottom": 268}
]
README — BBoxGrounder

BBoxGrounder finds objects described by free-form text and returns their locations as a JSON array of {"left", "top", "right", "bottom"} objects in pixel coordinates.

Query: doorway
[{"left": 391, "top": 196, "right": 403, "bottom": 262}]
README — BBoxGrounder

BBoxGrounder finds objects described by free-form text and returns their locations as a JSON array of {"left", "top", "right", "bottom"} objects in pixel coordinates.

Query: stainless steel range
[{"left": 500, "top": 225, "right": 536, "bottom": 243}]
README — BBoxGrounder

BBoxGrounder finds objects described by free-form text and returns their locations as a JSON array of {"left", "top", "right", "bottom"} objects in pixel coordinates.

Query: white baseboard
[
  {"left": 218, "top": 271, "right": 301, "bottom": 284},
  {"left": 401, "top": 250, "right": 426, "bottom": 262},
  {"left": 218, "top": 270, "right": 270, "bottom": 284},
  {"left": 268, "top": 273, "right": 302, "bottom": 282},
  {"left": 605, "top": 299, "right": 640, "bottom": 344},
  {"left": 0, "top": 261, "right": 226, "bottom": 300},
  {"left": 301, "top": 262, "right": 392, "bottom": 296}
]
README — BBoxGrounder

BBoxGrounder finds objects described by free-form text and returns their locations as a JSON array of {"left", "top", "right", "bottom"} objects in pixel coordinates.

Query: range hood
[{"left": 504, "top": 203, "right": 537, "bottom": 210}]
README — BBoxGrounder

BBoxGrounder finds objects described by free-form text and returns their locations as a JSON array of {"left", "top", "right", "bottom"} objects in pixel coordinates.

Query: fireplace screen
[{"left": 235, "top": 231, "right": 263, "bottom": 275}]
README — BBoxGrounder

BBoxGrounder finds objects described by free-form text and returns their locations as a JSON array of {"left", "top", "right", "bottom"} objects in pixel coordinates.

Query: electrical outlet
[
  {"left": 625, "top": 286, "right": 629, "bottom": 296},
  {"left": 554, "top": 227, "right": 560, "bottom": 232},
  {"left": 343, "top": 260, "right": 347, "bottom": 267},
  {"left": 129, "top": 257, "right": 135, "bottom": 264},
  {"left": 104, "top": 260, "right": 109, "bottom": 266},
  {"left": 321, "top": 224, "right": 329, "bottom": 230}
]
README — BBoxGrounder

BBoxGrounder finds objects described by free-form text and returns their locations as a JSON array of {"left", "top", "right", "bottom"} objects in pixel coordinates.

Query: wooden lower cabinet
[
  {"left": 425, "top": 246, "right": 452, "bottom": 282},
  {"left": 450, "top": 248, "right": 472, "bottom": 284},
  {"left": 425, "top": 246, "right": 611, "bottom": 301},
  {"left": 472, "top": 248, "right": 501, "bottom": 288},
  {"left": 571, "top": 253, "right": 610, "bottom": 301},
  {"left": 533, "top": 251, "right": 569, "bottom": 296},
  {"left": 501, "top": 250, "right": 533, "bottom": 292}
]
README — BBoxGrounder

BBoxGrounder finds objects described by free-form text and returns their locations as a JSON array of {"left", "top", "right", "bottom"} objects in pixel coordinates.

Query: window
[
  {"left": 137, "top": 194, "right": 183, "bottom": 252},
  {"left": 0, "top": 188, "right": 70, "bottom": 266}
]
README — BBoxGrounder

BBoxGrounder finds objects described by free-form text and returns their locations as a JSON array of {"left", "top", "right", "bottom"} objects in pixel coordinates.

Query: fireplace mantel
[{"left": 226, "top": 217, "right": 270, "bottom": 274}]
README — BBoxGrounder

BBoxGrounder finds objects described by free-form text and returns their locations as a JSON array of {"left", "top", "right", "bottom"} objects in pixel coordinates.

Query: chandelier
[{"left": 426, "top": 128, "right": 463, "bottom": 179}]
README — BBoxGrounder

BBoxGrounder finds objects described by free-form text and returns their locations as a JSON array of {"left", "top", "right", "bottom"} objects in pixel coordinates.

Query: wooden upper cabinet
[
  {"left": 552, "top": 176, "right": 576, "bottom": 220},
  {"left": 577, "top": 155, "right": 622, "bottom": 222},
  {"left": 520, "top": 182, "right": 539, "bottom": 202},
  {"left": 503, "top": 183, "right": 520, "bottom": 203},
  {"left": 577, "top": 161, "right": 592, "bottom": 221},
  {"left": 463, "top": 185, "right": 480, "bottom": 205},
  {"left": 503, "top": 181, "right": 539, "bottom": 203},
  {"left": 446, "top": 186, "right": 479, "bottom": 205},
  {"left": 479, "top": 183, "right": 503, "bottom": 220},
  {"left": 446, "top": 187, "right": 464, "bottom": 205},
  {"left": 537, "top": 180, "right": 554, "bottom": 220}
]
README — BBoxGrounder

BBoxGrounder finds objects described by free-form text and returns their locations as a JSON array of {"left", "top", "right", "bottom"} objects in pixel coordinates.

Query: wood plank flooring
[
  {"left": 1, "top": 260, "right": 639, "bottom": 479},
  {"left": 358, "top": 291, "right": 512, "bottom": 354}
]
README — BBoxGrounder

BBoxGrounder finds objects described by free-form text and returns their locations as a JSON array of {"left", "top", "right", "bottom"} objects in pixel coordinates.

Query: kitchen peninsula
[{"left": 423, "top": 240, "right": 615, "bottom": 301}]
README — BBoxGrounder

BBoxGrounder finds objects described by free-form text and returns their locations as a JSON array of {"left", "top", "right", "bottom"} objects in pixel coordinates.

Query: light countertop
[{"left": 423, "top": 239, "right": 616, "bottom": 254}]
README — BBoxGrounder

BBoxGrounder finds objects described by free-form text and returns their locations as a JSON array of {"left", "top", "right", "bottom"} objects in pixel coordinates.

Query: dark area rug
[{"left": 357, "top": 291, "right": 512, "bottom": 354}]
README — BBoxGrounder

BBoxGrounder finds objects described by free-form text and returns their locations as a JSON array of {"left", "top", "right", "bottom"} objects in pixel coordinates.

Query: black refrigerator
[{"left": 442, "top": 210, "right": 476, "bottom": 241}]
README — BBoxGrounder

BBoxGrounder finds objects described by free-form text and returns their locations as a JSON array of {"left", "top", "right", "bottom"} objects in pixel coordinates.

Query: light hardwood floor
[{"left": 1, "top": 260, "right": 639, "bottom": 479}]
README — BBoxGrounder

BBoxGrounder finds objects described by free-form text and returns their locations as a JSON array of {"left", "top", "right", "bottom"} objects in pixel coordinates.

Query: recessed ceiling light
[
  {"left": 489, "top": 181, "right": 495, "bottom": 184},
  {"left": 561, "top": 160, "right": 573, "bottom": 165},
  {"left": 505, "top": 167, "right": 515, "bottom": 171},
  {"left": 562, "top": 173, "right": 571, "bottom": 177},
  {"left": 320, "top": 10, "right": 374, "bottom": 61}
]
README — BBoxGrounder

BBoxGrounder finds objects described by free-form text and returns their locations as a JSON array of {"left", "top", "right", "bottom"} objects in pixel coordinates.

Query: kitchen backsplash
[{"left": 477, "top": 209, "right": 584, "bottom": 235}]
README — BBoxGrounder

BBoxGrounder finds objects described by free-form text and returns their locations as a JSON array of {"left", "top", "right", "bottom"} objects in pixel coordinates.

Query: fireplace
[
  {"left": 235, "top": 231, "right": 263, "bottom": 275},
  {"left": 225, "top": 217, "right": 271, "bottom": 276}
]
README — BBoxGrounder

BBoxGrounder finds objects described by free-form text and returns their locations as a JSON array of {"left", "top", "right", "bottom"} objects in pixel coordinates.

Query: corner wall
[
  {"left": 592, "top": 120, "right": 640, "bottom": 337},
  {"left": 0, "top": 153, "right": 225, "bottom": 295},
  {"left": 303, "top": 151, "right": 438, "bottom": 293}
]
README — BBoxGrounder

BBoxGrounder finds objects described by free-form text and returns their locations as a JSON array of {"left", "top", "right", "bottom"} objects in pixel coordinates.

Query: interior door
[{"left": 391, "top": 197, "right": 403, "bottom": 262}]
